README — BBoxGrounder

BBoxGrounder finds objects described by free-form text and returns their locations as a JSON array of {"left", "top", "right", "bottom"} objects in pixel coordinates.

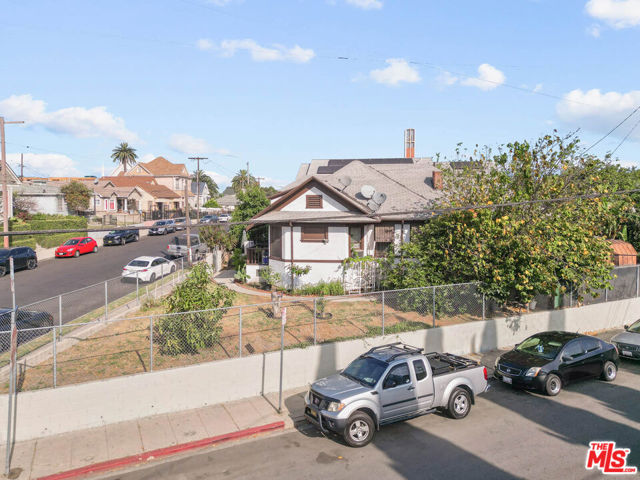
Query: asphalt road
[
  {"left": 99, "top": 352, "right": 640, "bottom": 480},
  {"left": 0, "top": 230, "right": 194, "bottom": 314}
]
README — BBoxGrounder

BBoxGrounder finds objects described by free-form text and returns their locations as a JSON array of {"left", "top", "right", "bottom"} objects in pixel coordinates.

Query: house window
[
  {"left": 374, "top": 224, "right": 395, "bottom": 242},
  {"left": 270, "top": 226, "right": 282, "bottom": 258},
  {"left": 374, "top": 242, "right": 392, "bottom": 258},
  {"left": 349, "top": 225, "right": 364, "bottom": 252},
  {"left": 305, "top": 195, "right": 323, "bottom": 209},
  {"left": 57, "top": 196, "right": 64, "bottom": 212},
  {"left": 301, "top": 225, "right": 328, "bottom": 243}
]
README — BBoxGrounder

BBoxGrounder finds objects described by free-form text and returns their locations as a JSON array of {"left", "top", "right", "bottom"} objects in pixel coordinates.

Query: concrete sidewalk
[{"left": 1, "top": 387, "right": 308, "bottom": 480}]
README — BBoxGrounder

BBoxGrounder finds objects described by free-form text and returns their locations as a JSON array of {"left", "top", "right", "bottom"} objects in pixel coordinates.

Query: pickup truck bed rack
[
  {"left": 362, "top": 342, "right": 424, "bottom": 361},
  {"left": 425, "top": 352, "right": 480, "bottom": 376}
]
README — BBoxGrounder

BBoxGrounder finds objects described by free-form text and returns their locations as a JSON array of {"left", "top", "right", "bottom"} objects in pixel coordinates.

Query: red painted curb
[{"left": 35, "top": 421, "right": 285, "bottom": 480}]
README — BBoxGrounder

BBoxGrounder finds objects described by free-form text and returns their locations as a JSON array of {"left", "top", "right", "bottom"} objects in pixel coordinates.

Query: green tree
[
  {"left": 157, "top": 263, "right": 236, "bottom": 355},
  {"left": 382, "top": 132, "right": 618, "bottom": 305},
  {"left": 110, "top": 142, "right": 138, "bottom": 173},
  {"left": 261, "top": 186, "right": 278, "bottom": 196},
  {"left": 203, "top": 198, "right": 221, "bottom": 208},
  {"left": 60, "top": 181, "right": 92, "bottom": 214},
  {"left": 192, "top": 169, "right": 219, "bottom": 197},
  {"left": 200, "top": 224, "right": 235, "bottom": 253},
  {"left": 230, "top": 185, "right": 270, "bottom": 245},
  {"left": 231, "top": 169, "right": 257, "bottom": 193}
]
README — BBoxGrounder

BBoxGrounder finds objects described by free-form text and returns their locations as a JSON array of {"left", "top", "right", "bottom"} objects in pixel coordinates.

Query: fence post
[
  {"left": 432, "top": 286, "right": 436, "bottom": 328},
  {"left": 58, "top": 294, "right": 62, "bottom": 341},
  {"left": 482, "top": 293, "right": 486, "bottom": 322},
  {"left": 605, "top": 287, "right": 608, "bottom": 303},
  {"left": 381, "top": 291, "right": 385, "bottom": 336},
  {"left": 52, "top": 325, "right": 57, "bottom": 388},
  {"left": 313, "top": 298, "right": 317, "bottom": 345},
  {"left": 104, "top": 280, "right": 108, "bottom": 321},
  {"left": 239, "top": 306, "right": 243, "bottom": 358},
  {"left": 149, "top": 317, "right": 154, "bottom": 372}
]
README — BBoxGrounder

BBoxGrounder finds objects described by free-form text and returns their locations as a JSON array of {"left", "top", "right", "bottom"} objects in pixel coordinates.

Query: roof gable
[{"left": 138, "top": 156, "right": 188, "bottom": 176}]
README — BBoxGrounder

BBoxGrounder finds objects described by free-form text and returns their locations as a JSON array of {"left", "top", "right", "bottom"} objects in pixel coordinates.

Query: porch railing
[{"left": 247, "top": 247, "right": 268, "bottom": 265}]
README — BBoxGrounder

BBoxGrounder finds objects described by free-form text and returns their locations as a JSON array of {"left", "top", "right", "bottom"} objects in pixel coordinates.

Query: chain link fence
[{"left": 2, "top": 264, "right": 639, "bottom": 393}]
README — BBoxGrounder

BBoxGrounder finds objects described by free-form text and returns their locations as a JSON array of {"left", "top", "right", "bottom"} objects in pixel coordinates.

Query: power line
[
  {"left": 583, "top": 105, "right": 640, "bottom": 154},
  {"left": 611, "top": 116, "right": 640, "bottom": 156}
]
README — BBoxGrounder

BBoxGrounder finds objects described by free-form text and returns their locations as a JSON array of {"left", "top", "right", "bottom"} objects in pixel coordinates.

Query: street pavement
[
  {"left": 97, "top": 335, "right": 640, "bottom": 480},
  {"left": 0, "top": 230, "right": 196, "bottom": 312}
]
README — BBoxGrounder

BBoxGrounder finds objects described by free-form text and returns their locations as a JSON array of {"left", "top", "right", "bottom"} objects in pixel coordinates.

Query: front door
[
  {"left": 379, "top": 362, "right": 418, "bottom": 421},
  {"left": 412, "top": 359, "right": 435, "bottom": 410}
]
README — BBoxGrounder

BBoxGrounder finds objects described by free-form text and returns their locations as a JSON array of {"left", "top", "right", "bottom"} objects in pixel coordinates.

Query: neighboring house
[
  {"left": 99, "top": 176, "right": 182, "bottom": 217},
  {"left": 15, "top": 182, "right": 70, "bottom": 215},
  {"left": 115, "top": 156, "right": 192, "bottom": 197},
  {"left": 218, "top": 187, "right": 238, "bottom": 212},
  {"left": 89, "top": 182, "right": 144, "bottom": 214},
  {"left": 0, "top": 164, "right": 22, "bottom": 218},
  {"left": 248, "top": 156, "right": 443, "bottom": 291},
  {"left": 189, "top": 182, "right": 210, "bottom": 209}
]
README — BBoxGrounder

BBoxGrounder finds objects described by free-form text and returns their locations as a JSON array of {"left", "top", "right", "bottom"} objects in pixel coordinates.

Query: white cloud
[
  {"left": 218, "top": 39, "right": 315, "bottom": 63},
  {"left": 205, "top": 170, "right": 231, "bottom": 187},
  {"left": 585, "top": 0, "right": 640, "bottom": 28},
  {"left": 369, "top": 59, "right": 421, "bottom": 87},
  {"left": 260, "top": 176, "right": 288, "bottom": 188},
  {"left": 0, "top": 94, "right": 138, "bottom": 141},
  {"left": 436, "top": 71, "right": 458, "bottom": 86},
  {"left": 587, "top": 24, "right": 602, "bottom": 37},
  {"left": 169, "top": 134, "right": 211, "bottom": 155},
  {"left": 7, "top": 153, "right": 81, "bottom": 177},
  {"left": 196, "top": 38, "right": 214, "bottom": 51},
  {"left": 556, "top": 88, "right": 640, "bottom": 140},
  {"left": 460, "top": 63, "right": 506, "bottom": 91},
  {"left": 346, "top": 0, "right": 383, "bottom": 9},
  {"left": 139, "top": 153, "right": 157, "bottom": 163}
]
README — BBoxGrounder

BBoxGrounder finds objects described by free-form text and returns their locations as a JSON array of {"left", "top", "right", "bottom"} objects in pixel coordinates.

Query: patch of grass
[{"left": 366, "top": 320, "right": 431, "bottom": 336}]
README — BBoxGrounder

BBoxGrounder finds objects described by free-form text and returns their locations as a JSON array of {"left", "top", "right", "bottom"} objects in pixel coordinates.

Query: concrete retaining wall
[{"left": 2, "top": 297, "right": 638, "bottom": 444}]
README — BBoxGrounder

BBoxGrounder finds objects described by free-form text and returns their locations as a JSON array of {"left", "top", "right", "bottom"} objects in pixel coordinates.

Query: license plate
[
  {"left": 502, "top": 376, "right": 512, "bottom": 384},
  {"left": 622, "top": 350, "right": 632, "bottom": 357}
]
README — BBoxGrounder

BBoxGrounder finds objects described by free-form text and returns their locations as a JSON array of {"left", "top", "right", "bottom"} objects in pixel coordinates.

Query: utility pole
[
  {"left": 184, "top": 178, "right": 192, "bottom": 266},
  {"left": 1, "top": 117, "right": 25, "bottom": 248},
  {"left": 20, "top": 153, "right": 24, "bottom": 181},
  {"left": 188, "top": 156, "right": 207, "bottom": 223},
  {"left": 256, "top": 176, "right": 265, "bottom": 186}
]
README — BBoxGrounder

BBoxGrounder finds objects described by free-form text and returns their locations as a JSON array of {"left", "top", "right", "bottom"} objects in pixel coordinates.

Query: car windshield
[
  {"left": 628, "top": 320, "right": 640, "bottom": 333},
  {"left": 0, "top": 249, "right": 9, "bottom": 257},
  {"left": 341, "top": 357, "right": 388, "bottom": 387},
  {"left": 128, "top": 260, "right": 149, "bottom": 267},
  {"left": 515, "top": 335, "right": 564, "bottom": 359},
  {"left": 108, "top": 231, "right": 120, "bottom": 235},
  {"left": 154, "top": 221, "right": 166, "bottom": 226},
  {"left": 63, "top": 239, "right": 80, "bottom": 246}
]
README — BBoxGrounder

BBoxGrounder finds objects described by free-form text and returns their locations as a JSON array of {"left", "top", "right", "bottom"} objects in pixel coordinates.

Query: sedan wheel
[
  {"left": 27, "top": 259, "right": 37, "bottom": 270},
  {"left": 545, "top": 374, "right": 562, "bottom": 396},
  {"left": 93, "top": 246, "right": 98, "bottom": 253},
  {"left": 134, "top": 234, "right": 139, "bottom": 242},
  {"left": 121, "top": 238, "right": 126, "bottom": 246},
  {"left": 0, "top": 265, "right": 6, "bottom": 276},
  {"left": 73, "top": 250, "right": 80, "bottom": 258},
  {"left": 601, "top": 361, "right": 617, "bottom": 382}
]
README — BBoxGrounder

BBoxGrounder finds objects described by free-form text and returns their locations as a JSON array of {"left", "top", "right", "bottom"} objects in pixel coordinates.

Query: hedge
[{"left": 9, "top": 214, "right": 88, "bottom": 249}]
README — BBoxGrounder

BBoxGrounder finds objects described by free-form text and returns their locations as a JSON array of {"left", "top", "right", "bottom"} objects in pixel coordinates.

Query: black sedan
[
  {"left": 494, "top": 331, "right": 619, "bottom": 396},
  {"left": 0, "top": 308, "right": 54, "bottom": 352},
  {"left": 103, "top": 229, "right": 140, "bottom": 246},
  {"left": 0, "top": 246, "right": 38, "bottom": 276}
]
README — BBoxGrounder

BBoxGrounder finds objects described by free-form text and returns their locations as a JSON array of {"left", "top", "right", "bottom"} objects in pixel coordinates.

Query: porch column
[{"left": 123, "top": 198, "right": 128, "bottom": 211}]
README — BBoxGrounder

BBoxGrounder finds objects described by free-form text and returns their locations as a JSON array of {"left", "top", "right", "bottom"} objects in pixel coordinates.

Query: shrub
[
  {"left": 258, "top": 266, "right": 281, "bottom": 288},
  {"left": 294, "top": 280, "right": 344, "bottom": 296},
  {"left": 156, "top": 263, "right": 236, "bottom": 355},
  {"left": 9, "top": 214, "right": 88, "bottom": 248}
]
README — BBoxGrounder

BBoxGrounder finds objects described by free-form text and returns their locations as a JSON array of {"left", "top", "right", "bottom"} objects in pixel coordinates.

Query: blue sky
[{"left": 1, "top": 0, "right": 640, "bottom": 188}]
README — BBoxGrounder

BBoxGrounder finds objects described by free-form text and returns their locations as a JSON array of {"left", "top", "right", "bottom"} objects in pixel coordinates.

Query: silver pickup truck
[
  {"left": 305, "top": 343, "right": 488, "bottom": 447},
  {"left": 166, "top": 234, "right": 208, "bottom": 259}
]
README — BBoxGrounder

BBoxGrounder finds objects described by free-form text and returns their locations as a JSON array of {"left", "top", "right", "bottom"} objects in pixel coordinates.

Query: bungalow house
[
  {"left": 189, "top": 182, "right": 210, "bottom": 209},
  {"left": 114, "top": 156, "right": 192, "bottom": 199},
  {"left": 0, "top": 164, "right": 22, "bottom": 218},
  {"left": 248, "top": 156, "right": 444, "bottom": 291},
  {"left": 98, "top": 176, "right": 182, "bottom": 218},
  {"left": 218, "top": 187, "right": 238, "bottom": 212},
  {"left": 15, "top": 181, "right": 70, "bottom": 215}
]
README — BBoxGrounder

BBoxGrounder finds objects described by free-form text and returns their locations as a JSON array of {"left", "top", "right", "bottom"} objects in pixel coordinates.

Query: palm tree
[
  {"left": 231, "top": 169, "right": 257, "bottom": 193},
  {"left": 111, "top": 142, "right": 138, "bottom": 173}
]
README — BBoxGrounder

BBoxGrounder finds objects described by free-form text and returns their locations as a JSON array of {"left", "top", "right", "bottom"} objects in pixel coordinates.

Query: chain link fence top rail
[{"left": 3, "top": 265, "right": 639, "bottom": 393}]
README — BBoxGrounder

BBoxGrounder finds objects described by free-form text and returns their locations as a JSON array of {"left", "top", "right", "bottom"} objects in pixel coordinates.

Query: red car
[{"left": 55, "top": 237, "right": 98, "bottom": 258}]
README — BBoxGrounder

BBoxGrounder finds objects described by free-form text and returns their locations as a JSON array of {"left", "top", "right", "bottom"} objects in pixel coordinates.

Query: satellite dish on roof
[
  {"left": 338, "top": 176, "right": 352, "bottom": 190},
  {"left": 360, "top": 184, "right": 376, "bottom": 199},
  {"left": 366, "top": 200, "right": 380, "bottom": 211},
  {"left": 373, "top": 192, "right": 387, "bottom": 206}
]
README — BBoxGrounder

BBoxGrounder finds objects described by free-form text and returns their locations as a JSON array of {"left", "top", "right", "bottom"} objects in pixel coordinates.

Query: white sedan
[{"left": 122, "top": 256, "right": 176, "bottom": 283}]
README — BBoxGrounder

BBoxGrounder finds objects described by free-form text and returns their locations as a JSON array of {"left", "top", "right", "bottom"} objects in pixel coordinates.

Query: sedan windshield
[
  {"left": 63, "top": 239, "right": 80, "bottom": 246},
  {"left": 341, "top": 357, "right": 388, "bottom": 387},
  {"left": 628, "top": 320, "right": 640, "bottom": 333},
  {"left": 516, "top": 335, "right": 564, "bottom": 360}
]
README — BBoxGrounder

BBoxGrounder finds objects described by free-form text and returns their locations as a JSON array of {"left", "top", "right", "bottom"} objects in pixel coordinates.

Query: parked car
[
  {"left": 494, "top": 331, "right": 619, "bottom": 396},
  {"left": 149, "top": 220, "right": 175, "bottom": 235},
  {"left": 218, "top": 213, "right": 231, "bottom": 223},
  {"left": 201, "top": 215, "right": 218, "bottom": 224},
  {"left": 174, "top": 217, "right": 187, "bottom": 231},
  {"left": 103, "top": 229, "right": 140, "bottom": 246},
  {"left": 611, "top": 320, "right": 640, "bottom": 360},
  {"left": 305, "top": 343, "right": 488, "bottom": 447},
  {"left": 55, "top": 237, "right": 98, "bottom": 258},
  {"left": 0, "top": 247, "right": 38, "bottom": 276},
  {"left": 166, "top": 234, "right": 208, "bottom": 258},
  {"left": 121, "top": 256, "right": 176, "bottom": 283},
  {"left": 0, "top": 308, "right": 54, "bottom": 352}
]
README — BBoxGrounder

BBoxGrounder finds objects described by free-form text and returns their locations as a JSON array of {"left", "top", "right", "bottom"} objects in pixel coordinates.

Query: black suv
[
  {"left": 495, "top": 331, "right": 619, "bottom": 396},
  {"left": 0, "top": 247, "right": 38, "bottom": 276},
  {"left": 103, "top": 229, "right": 140, "bottom": 246}
]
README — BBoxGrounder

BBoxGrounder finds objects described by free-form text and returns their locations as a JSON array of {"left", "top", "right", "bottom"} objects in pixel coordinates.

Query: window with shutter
[
  {"left": 374, "top": 224, "right": 395, "bottom": 242},
  {"left": 301, "top": 225, "right": 328, "bottom": 242},
  {"left": 305, "top": 195, "right": 323, "bottom": 209}
]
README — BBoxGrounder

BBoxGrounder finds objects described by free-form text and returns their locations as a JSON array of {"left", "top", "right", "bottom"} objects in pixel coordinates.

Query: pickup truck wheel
[
  {"left": 343, "top": 412, "right": 375, "bottom": 448},
  {"left": 447, "top": 388, "right": 471, "bottom": 419},
  {"left": 545, "top": 374, "right": 562, "bottom": 396}
]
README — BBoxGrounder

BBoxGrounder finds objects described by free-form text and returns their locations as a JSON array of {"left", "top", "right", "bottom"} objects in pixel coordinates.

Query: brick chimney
[{"left": 432, "top": 170, "right": 443, "bottom": 190}]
